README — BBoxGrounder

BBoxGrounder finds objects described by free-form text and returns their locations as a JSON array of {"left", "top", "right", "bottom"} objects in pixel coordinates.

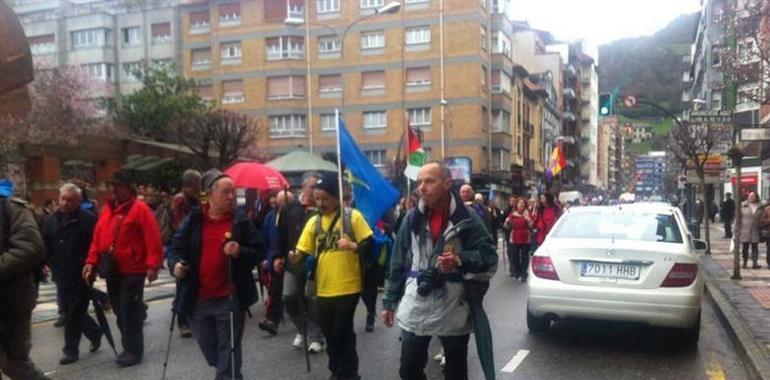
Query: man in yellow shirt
[{"left": 290, "top": 171, "right": 373, "bottom": 380}]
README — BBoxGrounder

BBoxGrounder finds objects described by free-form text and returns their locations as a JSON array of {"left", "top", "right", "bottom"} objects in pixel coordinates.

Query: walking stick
[
  {"left": 300, "top": 277, "right": 311, "bottom": 373},
  {"left": 225, "top": 232, "right": 236, "bottom": 380},
  {"left": 160, "top": 308, "right": 177, "bottom": 380}
]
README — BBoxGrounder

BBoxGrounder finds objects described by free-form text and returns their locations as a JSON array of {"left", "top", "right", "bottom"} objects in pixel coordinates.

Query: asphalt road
[{"left": 28, "top": 254, "right": 750, "bottom": 380}]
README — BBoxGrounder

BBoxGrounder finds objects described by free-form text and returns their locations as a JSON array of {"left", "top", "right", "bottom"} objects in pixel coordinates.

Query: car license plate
[{"left": 580, "top": 262, "right": 640, "bottom": 280}]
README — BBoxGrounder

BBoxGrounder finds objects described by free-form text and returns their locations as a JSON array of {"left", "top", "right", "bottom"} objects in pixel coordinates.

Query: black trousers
[
  {"left": 59, "top": 281, "right": 101, "bottom": 357},
  {"left": 399, "top": 331, "right": 470, "bottom": 380},
  {"left": 106, "top": 274, "right": 146, "bottom": 356},
  {"left": 723, "top": 219, "right": 733, "bottom": 238},
  {"left": 361, "top": 264, "right": 384, "bottom": 315},
  {"left": 742, "top": 242, "right": 759, "bottom": 264},
  {"left": 0, "top": 279, "right": 49, "bottom": 380},
  {"left": 317, "top": 293, "right": 359, "bottom": 378},
  {"left": 508, "top": 243, "right": 531, "bottom": 278},
  {"left": 265, "top": 271, "right": 284, "bottom": 324}
]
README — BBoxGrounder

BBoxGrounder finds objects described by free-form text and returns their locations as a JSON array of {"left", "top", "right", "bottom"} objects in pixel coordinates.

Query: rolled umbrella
[
  {"left": 89, "top": 285, "right": 118, "bottom": 357},
  {"left": 224, "top": 162, "right": 289, "bottom": 191},
  {"left": 466, "top": 283, "right": 495, "bottom": 380}
]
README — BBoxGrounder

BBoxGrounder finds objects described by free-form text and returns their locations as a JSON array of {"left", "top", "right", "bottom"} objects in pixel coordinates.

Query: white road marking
[{"left": 501, "top": 349, "right": 530, "bottom": 373}]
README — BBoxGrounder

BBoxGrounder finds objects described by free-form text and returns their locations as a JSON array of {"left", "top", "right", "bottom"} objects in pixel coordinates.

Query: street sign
[
  {"left": 688, "top": 110, "right": 733, "bottom": 124},
  {"left": 623, "top": 96, "right": 636, "bottom": 108},
  {"left": 740, "top": 128, "right": 770, "bottom": 141}
]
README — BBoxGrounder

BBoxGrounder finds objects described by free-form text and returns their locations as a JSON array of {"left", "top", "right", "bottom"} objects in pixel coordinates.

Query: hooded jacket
[
  {"left": 0, "top": 197, "right": 44, "bottom": 315},
  {"left": 382, "top": 191, "right": 497, "bottom": 336}
]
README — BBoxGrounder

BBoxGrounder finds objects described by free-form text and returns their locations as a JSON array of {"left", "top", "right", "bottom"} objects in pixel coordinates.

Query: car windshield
[{"left": 551, "top": 210, "right": 683, "bottom": 243}]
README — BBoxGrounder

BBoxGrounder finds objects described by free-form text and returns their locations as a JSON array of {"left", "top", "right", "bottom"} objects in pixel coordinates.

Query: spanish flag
[{"left": 546, "top": 144, "right": 567, "bottom": 180}]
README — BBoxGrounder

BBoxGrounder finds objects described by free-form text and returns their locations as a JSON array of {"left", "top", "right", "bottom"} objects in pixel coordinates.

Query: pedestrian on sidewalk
[
  {"left": 42, "top": 183, "right": 102, "bottom": 365},
  {"left": 0, "top": 179, "right": 51, "bottom": 380},
  {"left": 720, "top": 193, "right": 735, "bottom": 239},
  {"left": 289, "top": 171, "right": 374, "bottom": 380},
  {"left": 162, "top": 169, "right": 202, "bottom": 339},
  {"left": 381, "top": 161, "right": 498, "bottom": 380},
  {"left": 758, "top": 200, "right": 770, "bottom": 269},
  {"left": 533, "top": 192, "right": 562, "bottom": 246},
  {"left": 278, "top": 176, "right": 326, "bottom": 353},
  {"left": 739, "top": 192, "right": 764, "bottom": 269},
  {"left": 504, "top": 197, "right": 534, "bottom": 281},
  {"left": 82, "top": 170, "right": 164, "bottom": 367},
  {"left": 258, "top": 192, "right": 283, "bottom": 336},
  {"left": 167, "top": 169, "right": 264, "bottom": 380}
]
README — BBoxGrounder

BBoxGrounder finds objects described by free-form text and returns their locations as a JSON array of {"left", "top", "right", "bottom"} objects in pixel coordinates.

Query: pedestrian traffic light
[{"left": 599, "top": 93, "right": 612, "bottom": 116}]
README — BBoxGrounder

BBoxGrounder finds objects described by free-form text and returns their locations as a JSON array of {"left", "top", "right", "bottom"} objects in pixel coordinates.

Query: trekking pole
[
  {"left": 160, "top": 307, "right": 177, "bottom": 380},
  {"left": 300, "top": 287, "right": 311, "bottom": 373},
  {"left": 225, "top": 233, "right": 236, "bottom": 380}
]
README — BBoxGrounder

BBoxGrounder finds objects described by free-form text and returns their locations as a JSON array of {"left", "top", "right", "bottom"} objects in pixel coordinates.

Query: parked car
[{"left": 526, "top": 203, "right": 706, "bottom": 345}]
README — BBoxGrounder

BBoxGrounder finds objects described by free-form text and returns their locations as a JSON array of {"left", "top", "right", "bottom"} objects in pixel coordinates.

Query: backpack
[{"left": 155, "top": 203, "right": 174, "bottom": 245}]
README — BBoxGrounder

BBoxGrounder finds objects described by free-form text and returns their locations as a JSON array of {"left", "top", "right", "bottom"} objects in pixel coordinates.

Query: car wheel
[
  {"left": 527, "top": 306, "right": 549, "bottom": 333},
  {"left": 680, "top": 312, "right": 701, "bottom": 347}
]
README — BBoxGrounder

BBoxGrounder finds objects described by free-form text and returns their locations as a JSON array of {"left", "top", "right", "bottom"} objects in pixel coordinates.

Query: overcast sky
[{"left": 508, "top": 0, "right": 702, "bottom": 46}]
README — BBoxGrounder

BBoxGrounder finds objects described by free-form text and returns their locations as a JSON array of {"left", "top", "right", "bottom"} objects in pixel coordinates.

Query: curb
[{"left": 703, "top": 270, "right": 770, "bottom": 380}]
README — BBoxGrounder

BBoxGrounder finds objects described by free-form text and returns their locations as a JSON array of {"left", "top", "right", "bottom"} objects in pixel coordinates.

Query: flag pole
[
  {"left": 335, "top": 108, "right": 345, "bottom": 211},
  {"left": 405, "top": 114, "right": 411, "bottom": 196}
]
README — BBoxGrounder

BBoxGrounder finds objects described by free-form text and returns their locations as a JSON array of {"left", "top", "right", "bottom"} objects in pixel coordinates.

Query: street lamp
[{"left": 284, "top": 1, "right": 401, "bottom": 147}]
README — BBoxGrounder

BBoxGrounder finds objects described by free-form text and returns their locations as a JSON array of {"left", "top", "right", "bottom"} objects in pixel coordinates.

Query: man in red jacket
[{"left": 82, "top": 170, "right": 163, "bottom": 367}]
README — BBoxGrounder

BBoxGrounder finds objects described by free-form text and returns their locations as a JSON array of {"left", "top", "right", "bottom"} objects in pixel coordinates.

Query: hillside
[{"left": 599, "top": 13, "right": 699, "bottom": 117}]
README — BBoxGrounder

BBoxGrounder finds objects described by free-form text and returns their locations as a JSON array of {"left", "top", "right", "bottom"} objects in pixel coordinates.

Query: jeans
[
  {"left": 59, "top": 281, "right": 101, "bottom": 357},
  {"left": 190, "top": 297, "right": 245, "bottom": 380},
  {"left": 317, "top": 293, "right": 360, "bottom": 379},
  {"left": 282, "top": 270, "right": 323, "bottom": 342},
  {"left": 399, "top": 331, "right": 470, "bottom": 380},
  {"left": 106, "top": 274, "right": 146, "bottom": 357}
]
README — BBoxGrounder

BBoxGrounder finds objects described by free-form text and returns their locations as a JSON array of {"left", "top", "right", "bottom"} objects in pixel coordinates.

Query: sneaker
[
  {"left": 433, "top": 352, "right": 444, "bottom": 362},
  {"left": 440, "top": 355, "right": 446, "bottom": 368},
  {"left": 292, "top": 334, "right": 305, "bottom": 349},
  {"left": 366, "top": 313, "right": 375, "bottom": 332},
  {"left": 179, "top": 323, "right": 192, "bottom": 338},
  {"left": 308, "top": 341, "right": 325, "bottom": 353},
  {"left": 258, "top": 320, "right": 278, "bottom": 336}
]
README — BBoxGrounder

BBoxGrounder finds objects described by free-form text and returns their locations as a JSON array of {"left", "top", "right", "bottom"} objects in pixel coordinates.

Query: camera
[{"left": 416, "top": 267, "right": 444, "bottom": 297}]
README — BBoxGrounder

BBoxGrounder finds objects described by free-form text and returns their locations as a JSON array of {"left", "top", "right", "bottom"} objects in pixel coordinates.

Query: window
[
  {"left": 408, "top": 107, "right": 431, "bottom": 127},
  {"left": 405, "top": 0, "right": 429, "bottom": 3},
  {"left": 361, "top": 31, "right": 385, "bottom": 50},
  {"left": 492, "top": 148, "right": 509, "bottom": 171},
  {"left": 711, "top": 45, "right": 721, "bottom": 66},
  {"left": 318, "top": 35, "right": 341, "bottom": 55},
  {"left": 492, "top": 109, "right": 510, "bottom": 132},
  {"left": 71, "top": 28, "right": 111, "bottom": 49},
  {"left": 405, "top": 26, "right": 430, "bottom": 45},
  {"left": 122, "top": 26, "right": 141, "bottom": 47},
  {"left": 480, "top": 26, "right": 487, "bottom": 50},
  {"left": 737, "top": 39, "right": 757, "bottom": 62},
  {"left": 83, "top": 63, "right": 113, "bottom": 81},
  {"left": 361, "top": 71, "right": 385, "bottom": 89},
  {"left": 266, "top": 36, "right": 304, "bottom": 60},
  {"left": 219, "top": 3, "right": 241, "bottom": 26},
  {"left": 197, "top": 85, "right": 213, "bottom": 102},
  {"left": 267, "top": 76, "right": 306, "bottom": 99},
  {"left": 711, "top": 92, "right": 722, "bottom": 111},
  {"left": 405, "top": 67, "right": 431, "bottom": 87},
  {"left": 317, "top": 0, "right": 340, "bottom": 13},
  {"left": 222, "top": 80, "right": 244, "bottom": 104},
  {"left": 365, "top": 150, "right": 387, "bottom": 167},
  {"left": 29, "top": 34, "right": 55, "bottom": 54},
  {"left": 320, "top": 113, "right": 337, "bottom": 131},
  {"left": 319, "top": 74, "right": 342, "bottom": 93},
  {"left": 360, "top": 0, "right": 384, "bottom": 9},
  {"left": 191, "top": 48, "right": 212, "bottom": 69},
  {"left": 363, "top": 111, "right": 387, "bottom": 129},
  {"left": 122, "top": 62, "right": 141, "bottom": 82},
  {"left": 491, "top": 70, "right": 511, "bottom": 94},
  {"left": 270, "top": 115, "right": 306, "bottom": 138},
  {"left": 189, "top": 11, "right": 210, "bottom": 33},
  {"left": 221, "top": 41, "right": 242, "bottom": 64},
  {"left": 493, "top": 31, "right": 511, "bottom": 57},
  {"left": 152, "top": 58, "right": 173, "bottom": 69},
  {"left": 151, "top": 23, "right": 171, "bottom": 44},
  {"left": 481, "top": 66, "right": 487, "bottom": 88}
]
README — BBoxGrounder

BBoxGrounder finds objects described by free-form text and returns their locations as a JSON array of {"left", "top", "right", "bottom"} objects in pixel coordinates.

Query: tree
[
  {"left": 0, "top": 65, "right": 109, "bottom": 176},
  {"left": 115, "top": 63, "right": 203, "bottom": 140},
  {"left": 173, "top": 109, "right": 260, "bottom": 169}
]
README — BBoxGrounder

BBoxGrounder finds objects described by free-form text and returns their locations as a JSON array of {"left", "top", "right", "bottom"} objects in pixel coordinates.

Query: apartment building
[
  {"left": 179, "top": 0, "right": 552, "bottom": 195},
  {"left": 569, "top": 40, "right": 598, "bottom": 188},
  {"left": 10, "top": 0, "right": 180, "bottom": 101}
]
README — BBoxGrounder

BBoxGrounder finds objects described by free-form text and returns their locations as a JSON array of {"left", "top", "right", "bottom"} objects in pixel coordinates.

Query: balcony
[
  {"left": 581, "top": 109, "right": 591, "bottom": 122},
  {"left": 564, "top": 64, "right": 576, "bottom": 77},
  {"left": 563, "top": 88, "right": 576, "bottom": 99},
  {"left": 563, "top": 111, "right": 576, "bottom": 122}
]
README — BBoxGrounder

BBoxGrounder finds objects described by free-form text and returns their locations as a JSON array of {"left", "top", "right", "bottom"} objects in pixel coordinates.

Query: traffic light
[{"left": 599, "top": 93, "right": 612, "bottom": 116}]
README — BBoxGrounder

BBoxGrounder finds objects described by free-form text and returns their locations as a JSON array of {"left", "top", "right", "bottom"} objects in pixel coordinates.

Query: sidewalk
[
  {"left": 701, "top": 223, "right": 770, "bottom": 380},
  {"left": 33, "top": 270, "right": 177, "bottom": 324}
]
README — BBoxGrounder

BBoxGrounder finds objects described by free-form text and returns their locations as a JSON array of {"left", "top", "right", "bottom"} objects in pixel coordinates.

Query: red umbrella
[{"left": 224, "top": 162, "right": 289, "bottom": 190}]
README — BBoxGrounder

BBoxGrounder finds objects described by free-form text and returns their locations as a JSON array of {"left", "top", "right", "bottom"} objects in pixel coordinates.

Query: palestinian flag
[{"left": 403, "top": 124, "right": 427, "bottom": 181}]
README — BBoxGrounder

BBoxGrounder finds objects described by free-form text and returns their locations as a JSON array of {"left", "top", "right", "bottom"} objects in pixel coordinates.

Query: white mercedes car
[{"left": 526, "top": 203, "right": 706, "bottom": 345}]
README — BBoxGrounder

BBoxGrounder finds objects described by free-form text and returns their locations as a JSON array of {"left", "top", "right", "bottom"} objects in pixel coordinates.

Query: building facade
[{"left": 634, "top": 151, "right": 667, "bottom": 199}]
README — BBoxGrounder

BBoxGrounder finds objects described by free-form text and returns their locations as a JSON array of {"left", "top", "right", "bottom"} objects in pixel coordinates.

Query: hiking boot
[
  {"left": 292, "top": 334, "right": 305, "bottom": 349},
  {"left": 179, "top": 323, "right": 192, "bottom": 338},
  {"left": 59, "top": 355, "right": 78, "bottom": 365},
  {"left": 365, "top": 313, "right": 375, "bottom": 332},
  {"left": 308, "top": 341, "right": 325, "bottom": 353},
  {"left": 116, "top": 352, "right": 142, "bottom": 367},
  {"left": 258, "top": 320, "right": 278, "bottom": 336}
]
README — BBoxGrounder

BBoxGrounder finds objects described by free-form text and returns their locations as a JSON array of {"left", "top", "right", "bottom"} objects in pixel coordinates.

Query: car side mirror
[{"left": 692, "top": 239, "right": 708, "bottom": 254}]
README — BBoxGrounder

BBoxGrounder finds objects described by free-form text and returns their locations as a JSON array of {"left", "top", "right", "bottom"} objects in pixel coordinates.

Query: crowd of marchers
[{"left": 0, "top": 160, "right": 575, "bottom": 380}]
